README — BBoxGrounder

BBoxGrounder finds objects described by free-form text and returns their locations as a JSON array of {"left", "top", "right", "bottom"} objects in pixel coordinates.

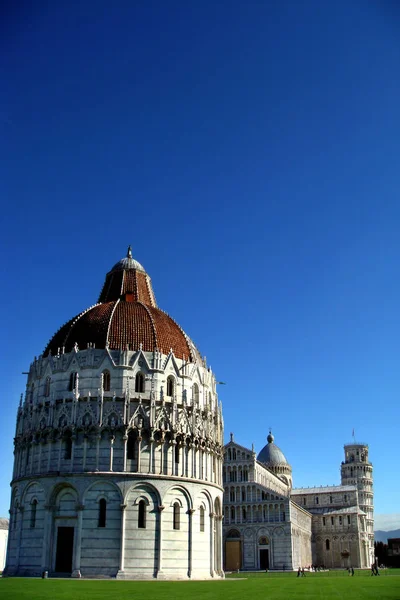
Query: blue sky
[{"left": 1, "top": 1, "right": 400, "bottom": 528}]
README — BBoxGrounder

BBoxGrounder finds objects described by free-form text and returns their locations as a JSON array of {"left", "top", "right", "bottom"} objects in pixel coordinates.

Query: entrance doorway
[
  {"left": 260, "top": 548, "right": 269, "bottom": 569},
  {"left": 55, "top": 526, "right": 74, "bottom": 573},
  {"left": 225, "top": 541, "right": 241, "bottom": 570},
  {"left": 225, "top": 529, "right": 242, "bottom": 571}
]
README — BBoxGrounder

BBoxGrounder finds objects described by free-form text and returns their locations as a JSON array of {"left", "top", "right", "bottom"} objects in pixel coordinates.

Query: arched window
[
  {"left": 200, "top": 506, "right": 205, "bottom": 532},
  {"left": 69, "top": 372, "right": 77, "bottom": 392},
  {"left": 44, "top": 377, "right": 51, "bottom": 397},
  {"left": 64, "top": 436, "right": 72, "bottom": 460},
  {"left": 208, "top": 392, "right": 212, "bottom": 409},
  {"left": 30, "top": 499, "right": 37, "bottom": 528},
  {"left": 167, "top": 376, "right": 174, "bottom": 397},
  {"left": 193, "top": 383, "right": 199, "bottom": 404},
  {"left": 230, "top": 489, "right": 235, "bottom": 502},
  {"left": 102, "top": 370, "right": 110, "bottom": 392},
  {"left": 326, "top": 539, "right": 330, "bottom": 551},
  {"left": 173, "top": 502, "right": 180, "bottom": 530},
  {"left": 98, "top": 498, "right": 106, "bottom": 527},
  {"left": 230, "top": 506, "right": 235, "bottom": 521},
  {"left": 127, "top": 430, "right": 136, "bottom": 460},
  {"left": 138, "top": 500, "right": 146, "bottom": 529},
  {"left": 135, "top": 372, "right": 145, "bottom": 393}
]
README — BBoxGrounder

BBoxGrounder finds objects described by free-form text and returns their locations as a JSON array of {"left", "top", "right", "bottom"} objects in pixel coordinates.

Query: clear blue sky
[{"left": 1, "top": 1, "right": 400, "bottom": 528}]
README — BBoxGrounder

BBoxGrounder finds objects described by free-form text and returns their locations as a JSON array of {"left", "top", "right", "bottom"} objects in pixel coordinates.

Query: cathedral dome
[
  {"left": 44, "top": 247, "right": 199, "bottom": 361},
  {"left": 257, "top": 432, "right": 289, "bottom": 466}
]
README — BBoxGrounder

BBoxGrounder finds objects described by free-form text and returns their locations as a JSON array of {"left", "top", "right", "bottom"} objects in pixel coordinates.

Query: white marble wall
[
  {"left": 5, "top": 474, "right": 223, "bottom": 579},
  {"left": 7, "top": 346, "right": 224, "bottom": 579}
]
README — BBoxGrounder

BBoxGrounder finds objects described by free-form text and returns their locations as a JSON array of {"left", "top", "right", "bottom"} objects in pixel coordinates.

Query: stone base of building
[{"left": 116, "top": 569, "right": 224, "bottom": 580}]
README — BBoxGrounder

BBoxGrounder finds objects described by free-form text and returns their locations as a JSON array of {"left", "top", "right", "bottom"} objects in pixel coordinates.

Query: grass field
[{"left": 1, "top": 570, "right": 399, "bottom": 600}]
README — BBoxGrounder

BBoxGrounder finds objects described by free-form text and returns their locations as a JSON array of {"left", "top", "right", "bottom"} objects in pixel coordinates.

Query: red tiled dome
[{"left": 44, "top": 248, "right": 199, "bottom": 361}]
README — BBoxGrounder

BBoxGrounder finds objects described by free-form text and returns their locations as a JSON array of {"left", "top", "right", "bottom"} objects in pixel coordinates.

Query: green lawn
[{"left": 1, "top": 570, "right": 399, "bottom": 600}]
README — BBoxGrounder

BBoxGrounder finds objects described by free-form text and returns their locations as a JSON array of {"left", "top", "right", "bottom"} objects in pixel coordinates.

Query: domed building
[
  {"left": 5, "top": 248, "right": 224, "bottom": 579},
  {"left": 257, "top": 432, "right": 292, "bottom": 489}
]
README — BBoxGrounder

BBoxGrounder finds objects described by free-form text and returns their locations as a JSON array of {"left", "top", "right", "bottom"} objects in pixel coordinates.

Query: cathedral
[
  {"left": 223, "top": 433, "right": 374, "bottom": 571},
  {"left": 5, "top": 248, "right": 224, "bottom": 579}
]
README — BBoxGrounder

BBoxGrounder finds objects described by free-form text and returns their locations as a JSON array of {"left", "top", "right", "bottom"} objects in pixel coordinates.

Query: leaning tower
[{"left": 341, "top": 443, "right": 374, "bottom": 567}]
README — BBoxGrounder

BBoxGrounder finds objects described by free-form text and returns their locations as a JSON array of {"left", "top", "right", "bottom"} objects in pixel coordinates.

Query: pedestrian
[
  {"left": 297, "top": 567, "right": 301, "bottom": 577},
  {"left": 301, "top": 567, "right": 306, "bottom": 577},
  {"left": 351, "top": 567, "right": 354, "bottom": 576}
]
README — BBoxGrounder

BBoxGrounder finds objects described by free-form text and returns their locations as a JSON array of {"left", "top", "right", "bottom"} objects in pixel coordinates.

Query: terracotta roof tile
[
  {"left": 44, "top": 301, "right": 196, "bottom": 360},
  {"left": 44, "top": 254, "right": 198, "bottom": 360}
]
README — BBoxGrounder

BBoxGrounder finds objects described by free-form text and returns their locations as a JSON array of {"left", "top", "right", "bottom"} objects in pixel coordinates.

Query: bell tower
[{"left": 341, "top": 442, "right": 374, "bottom": 566}]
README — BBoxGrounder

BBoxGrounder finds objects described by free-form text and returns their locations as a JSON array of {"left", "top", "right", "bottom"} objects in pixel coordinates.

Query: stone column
[
  {"left": 41, "top": 504, "right": 54, "bottom": 572},
  {"left": 137, "top": 435, "right": 142, "bottom": 472},
  {"left": 171, "top": 440, "right": 176, "bottom": 476},
  {"left": 71, "top": 504, "right": 84, "bottom": 577},
  {"left": 12, "top": 449, "right": 17, "bottom": 480},
  {"left": 116, "top": 504, "right": 127, "bottom": 578},
  {"left": 156, "top": 505, "right": 165, "bottom": 578},
  {"left": 188, "top": 508, "right": 195, "bottom": 578},
  {"left": 37, "top": 441, "right": 43, "bottom": 474},
  {"left": 159, "top": 439, "right": 164, "bottom": 475},
  {"left": 216, "top": 515, "right": 223, "bottom": 576},
  {"left": 57, "top": 437, "right": 62, "bottom": 471},
  {"left": 209, "top": 512, "right": 214, "bottom": 576},
  {"left": 191, "top": 442, "right": 196, "bottom": 478},
  {"left": 29, "top": 441, "right": 35, "bottom": 474},
  {"left": 71, "top": 433, "right": 76, "bottom": 471},
  {"left": 181, "top": 442, "right": 186, "bottom": 477},
  {"left": 183, "top": 442, "right": 187, "bottom": 477},
  {"left": 95, "top": 433, "right": 101, "bottom": 471},
  {"left": 149, "top": 435, "right": 154, "bottom": 474},
  {"left": 14, "top": 506, "right": 24, "bottom": 572},
  {"left": 14, "top": 448, "right": 20, "bottom": 479},
  {"left": 109, "top": 436, "right": 115, "bottom": 471},
  {"left": 83, "top": 435, "right": 88, "bottom": 471},
  {"left": 47, "top": 439, "right": 52, "bottom": 472},
  {"left": 122, "top": 434, "right": 128, "bottom": 472}
]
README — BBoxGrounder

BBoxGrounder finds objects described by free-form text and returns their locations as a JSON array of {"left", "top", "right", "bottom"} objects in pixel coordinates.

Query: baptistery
[{"left": 5, "top": 248, "right": 224, "bottom": 579}]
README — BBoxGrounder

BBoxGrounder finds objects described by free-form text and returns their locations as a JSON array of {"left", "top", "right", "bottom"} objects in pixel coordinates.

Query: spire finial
[
  {"left": 127, "top": 245, "right": 132, "bottom": 258},
  {"left": 267, "top": 429, "right": 274, "bottom": 444}
]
